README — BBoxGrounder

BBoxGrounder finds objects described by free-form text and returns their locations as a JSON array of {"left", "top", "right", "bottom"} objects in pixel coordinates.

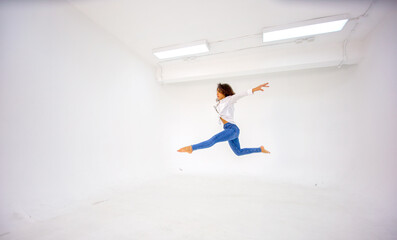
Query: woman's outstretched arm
[{"left": 229, "top": 82, "right": 270, "bottom": 104}]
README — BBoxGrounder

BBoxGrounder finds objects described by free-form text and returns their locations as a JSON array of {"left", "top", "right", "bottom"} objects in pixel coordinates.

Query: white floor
[{"left": 1, "top": 175, "right": 395, "bottom": 240}]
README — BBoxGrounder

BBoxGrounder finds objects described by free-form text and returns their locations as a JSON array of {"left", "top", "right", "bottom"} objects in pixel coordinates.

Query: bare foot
[
  {"left": 177, "top": 146, "right": 193, "bottom": 154},
  {"left": 261, "top": 146, "right": 270, "bottom": 154}
]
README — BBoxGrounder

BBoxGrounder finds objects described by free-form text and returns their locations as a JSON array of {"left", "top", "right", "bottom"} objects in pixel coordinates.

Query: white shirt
[{"left": 214, "top": 89, "right": 254, "bottom": 125}]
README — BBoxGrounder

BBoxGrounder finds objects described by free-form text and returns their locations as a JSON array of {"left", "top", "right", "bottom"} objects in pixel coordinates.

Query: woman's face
[{"left": 217, "top": 90, "right": 225, "bottom": 100}]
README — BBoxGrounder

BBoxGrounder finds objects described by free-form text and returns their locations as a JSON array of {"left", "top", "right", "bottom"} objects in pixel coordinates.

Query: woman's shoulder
[{"left": 224, "top": 95, "right": 234, "bottom": 100}]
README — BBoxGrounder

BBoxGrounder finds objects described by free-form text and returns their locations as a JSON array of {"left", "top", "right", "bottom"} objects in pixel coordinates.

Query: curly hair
[{"left": 217, "top": 83, "right": 235, "bottom": 97}]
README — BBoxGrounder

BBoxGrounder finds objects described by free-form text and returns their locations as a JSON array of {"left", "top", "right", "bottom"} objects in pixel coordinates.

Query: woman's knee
[{"left": 232, "top": 149, "right": 243, "bottom": 156}]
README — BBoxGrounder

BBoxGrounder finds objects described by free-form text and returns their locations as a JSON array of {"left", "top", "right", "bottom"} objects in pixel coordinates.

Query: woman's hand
[{"left": 253, "top": 83, "right": 269, "bottom": 93}]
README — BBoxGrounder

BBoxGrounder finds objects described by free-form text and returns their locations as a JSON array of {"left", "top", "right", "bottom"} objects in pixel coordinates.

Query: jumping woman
[{"left": 177, "top": 83, "right": 271, "bottom": 155}]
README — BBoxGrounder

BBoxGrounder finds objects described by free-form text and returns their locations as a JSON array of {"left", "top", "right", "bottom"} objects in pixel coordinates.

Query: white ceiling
[{"left": 67, "top": 0, "right": 391, "bottom": 82}]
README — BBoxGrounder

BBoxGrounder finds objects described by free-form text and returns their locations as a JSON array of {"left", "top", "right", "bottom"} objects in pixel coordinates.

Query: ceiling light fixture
[
  {"left": 262, "top": 15, "right": 349, "bottom": 43},
  {"left": 153, "top": 40, "right": 209, "bottom": 60}
]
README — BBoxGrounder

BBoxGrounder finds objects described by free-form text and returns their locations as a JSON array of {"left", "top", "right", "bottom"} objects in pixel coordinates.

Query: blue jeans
[{"left": 191, "top": 123, "right": 262, "bottom": 156}]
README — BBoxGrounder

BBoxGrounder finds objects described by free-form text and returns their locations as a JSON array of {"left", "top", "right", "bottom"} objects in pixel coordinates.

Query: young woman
[{"left": 178, "top": 83, "right": 271, "bottom": 156}]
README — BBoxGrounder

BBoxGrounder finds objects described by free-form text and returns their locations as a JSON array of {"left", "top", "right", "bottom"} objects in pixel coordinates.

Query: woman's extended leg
[
  {"left": 228, "top": 138, "right": 264, "bottom": 156},
  {"left": 191, "top": 127, "right": 238, "bottom": 151},
  {"left": 178, "top": 123, "right": 239, "bottom": 153}
]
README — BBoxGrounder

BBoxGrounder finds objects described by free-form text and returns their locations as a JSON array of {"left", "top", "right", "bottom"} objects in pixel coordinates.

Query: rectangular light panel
[
  {"left": 153, "top": 41, "right": 209, "bottom": 60},
  {"left": 263, "top": 19, "right": 348, "bottom": 43}
]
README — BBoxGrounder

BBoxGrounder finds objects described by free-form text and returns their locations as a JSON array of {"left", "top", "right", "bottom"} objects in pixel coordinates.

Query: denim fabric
[{"left": 191, "top": 123, "right": 262, "bottom": 156}]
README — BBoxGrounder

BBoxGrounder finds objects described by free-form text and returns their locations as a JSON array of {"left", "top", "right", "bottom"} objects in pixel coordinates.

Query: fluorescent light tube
[
  {"left": 263, "top": 18, "right": 348, "bottom": 43},
  {"left": 153, "top": 41, "right": 209, "bottom": 60}
]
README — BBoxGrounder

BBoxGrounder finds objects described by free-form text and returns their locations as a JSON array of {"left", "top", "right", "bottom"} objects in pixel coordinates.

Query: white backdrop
[{"left": 0, "top": 0, "right": 396, "bottom": 236}]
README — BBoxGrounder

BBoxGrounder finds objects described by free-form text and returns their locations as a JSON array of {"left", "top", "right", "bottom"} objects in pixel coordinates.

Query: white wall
[
  {"left": 162, "top": 65, "right": 360, "bottom": 182},
  {"left": 342, "top": 6, "right": 397, "bottom": 214},
  {"left": 0, "top": 0, "right": 165, "bottom": 232},
  {"left": 162, "top": 5, "right": 397, "bottom": 212}
]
